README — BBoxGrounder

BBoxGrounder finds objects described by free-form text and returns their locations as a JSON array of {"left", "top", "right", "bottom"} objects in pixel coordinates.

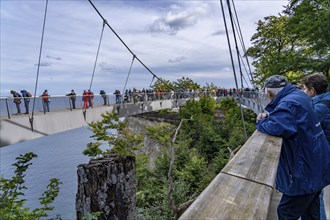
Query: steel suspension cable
[
  {"left": 149, "top": 75, "right": 155, "bottom": 89},
  {"left": 219, "top": 0, "right": 247, "bottom": 140},
  {"left": 231, "top": 0, "right": 254, "bottom": 87},
  {"left": 239, "top": 53, "right": 252, "bottom": 87},
  {"left": 232, "top": 20, "right": 252, "bottom": 86},
  {"left": 122, "top": 55, "right": 136, "bottom": 97},
  {"left": 226, "top": 0, "right": 244, "bottom": 89},
  {"left": 88, "top": 0, "right": 174, "bottom": 91},
  {"left": 89, "top": 19, "right": 106, "bottom": 91},
  {"left": 30, "top": 0, "right": 49, "bottom": 131}
]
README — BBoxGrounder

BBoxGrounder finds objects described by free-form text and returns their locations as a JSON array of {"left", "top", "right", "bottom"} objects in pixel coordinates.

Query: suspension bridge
[{"left": 1, "top": 0, "right": 329, "bottom": 219}]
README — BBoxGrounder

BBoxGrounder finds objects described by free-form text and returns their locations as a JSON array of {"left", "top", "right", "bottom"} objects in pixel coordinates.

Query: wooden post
[{"left": 76, "top": 154, "right": 136, "bottom": 220}]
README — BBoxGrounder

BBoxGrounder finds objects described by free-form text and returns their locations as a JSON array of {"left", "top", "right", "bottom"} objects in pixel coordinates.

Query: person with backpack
[
  {"left": 301, "top": 72, "right": 330, "bottom": 220},
  {"left": 10, "top": 90, "right": 22, "bottom": 115},
  {"left": 41, "top": 89, "right": 50, "bottom": 112},
  {"left": 21, "top": 90, "right": 31, "bottom": 114}
]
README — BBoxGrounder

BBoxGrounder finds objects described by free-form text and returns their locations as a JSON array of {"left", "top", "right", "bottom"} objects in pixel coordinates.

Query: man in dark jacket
[
  {"left": 256, "top": 75, "right": 330, "bottom": 220},
  {"left": 66, "top": 89, "right": 76, "bottom": 109}
]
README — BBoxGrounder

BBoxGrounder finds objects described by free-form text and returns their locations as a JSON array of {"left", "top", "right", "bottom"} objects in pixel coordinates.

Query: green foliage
[
  {"left": 285, "top": 0, "right": 330, "bottom": 79},
  {"left": 152, "top": 78, "right": 174, "bottom": 91},
  {"left": 135, "top": 95, "right": 257, "bottom": 219},
  {"left": 247, "top": 0, "right": 330, "bottom": 85},
  {"left": 152, "top": 76, "right": 202, "bottom": 91},
  {"left": 179, "top": 94, "right": 216, "bottom": 120},
  {"left": 0, "top": 152, "right": 62, "bottom": 219},
  {"left": 82, "top": 211, "right": 102, "bottom": 220},
  {"left": 202, "top": 82, "right": 219, "bottom": 91},
  {"left": 159, "top": 108, "right": 171, "bottom": 115},
  {"left": 83, "top": 142, "right": 102, "bottom": 159},
  {"left": 83, "top": 111, "right": 143, "bottom": 158},
  {"left": 146, "top": 124, "right": 173, "bottom": 147},
  {"left": 173, "top": 77, "right": 201, "bottom": 90},
  {"left": 83, "top": 95, "right": 255, "bottom": 220}
]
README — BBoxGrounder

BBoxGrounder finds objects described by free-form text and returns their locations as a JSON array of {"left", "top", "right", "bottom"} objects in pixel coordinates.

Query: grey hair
[{"left": 265, "top": 87, "right": 284, "bottom": 96}]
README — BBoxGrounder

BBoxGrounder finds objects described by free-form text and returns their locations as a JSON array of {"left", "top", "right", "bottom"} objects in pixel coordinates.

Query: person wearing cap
[{"left": 256, "top": 75, "right": 330, "bottom": 220}]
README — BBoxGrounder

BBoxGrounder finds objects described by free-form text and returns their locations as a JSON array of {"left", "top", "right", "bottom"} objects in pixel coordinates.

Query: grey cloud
[
  {"left": 147, "top": 5, "right": 209, "bottom": 35},
  {"left": 34, "top": 62, "right": 52, "bottom": 67},
  {"left": 99, "top": 62, "right": 115, "bottom": 71},
  {"left": 46, "top": 55, "right": 62, "bottom": 60},
  {"left": 211, "top": 30, "right": 226, "bottom": 36},
  {"left": 169, "top": 56, "right": 187, "bottom": 63}
]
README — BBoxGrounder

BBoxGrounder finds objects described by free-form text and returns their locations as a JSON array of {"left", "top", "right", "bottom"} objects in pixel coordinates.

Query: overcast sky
[{"left": 1, "top": 0, "right": 288, "bottom": 96}]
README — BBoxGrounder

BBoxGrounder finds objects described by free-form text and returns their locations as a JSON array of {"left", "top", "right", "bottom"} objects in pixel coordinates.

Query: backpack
[{"left": 26, "top": 91, "right": 32, "bottom": 97}]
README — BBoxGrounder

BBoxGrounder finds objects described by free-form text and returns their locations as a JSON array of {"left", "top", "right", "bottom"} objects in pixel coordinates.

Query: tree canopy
[{"left": 247, "top": 0, "right": 330, "bottom": 86}]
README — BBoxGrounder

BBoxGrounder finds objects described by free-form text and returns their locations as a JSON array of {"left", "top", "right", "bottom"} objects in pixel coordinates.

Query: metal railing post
[{"left": 5, "top": 98, "right": 11, "bottom": 119}]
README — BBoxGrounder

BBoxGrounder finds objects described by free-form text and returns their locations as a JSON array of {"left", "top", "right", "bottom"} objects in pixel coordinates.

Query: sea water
[{"left": 0, "top": 126, "right": 103, "bottom": 219}]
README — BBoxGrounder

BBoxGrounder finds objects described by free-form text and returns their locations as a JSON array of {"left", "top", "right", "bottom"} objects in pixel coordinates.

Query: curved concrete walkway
[{"left": 0, "top": 99, "right": 188, "bottom": 147}]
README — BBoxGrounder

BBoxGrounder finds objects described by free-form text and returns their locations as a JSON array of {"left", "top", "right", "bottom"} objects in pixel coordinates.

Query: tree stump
[{"left": 76, "top": 154, "right": 136, "bottom": 220}]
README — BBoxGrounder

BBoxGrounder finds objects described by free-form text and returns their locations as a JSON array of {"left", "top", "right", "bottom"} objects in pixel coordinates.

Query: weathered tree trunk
[{"left": 76, "top": 154, "right": 136, "bottom": 220}]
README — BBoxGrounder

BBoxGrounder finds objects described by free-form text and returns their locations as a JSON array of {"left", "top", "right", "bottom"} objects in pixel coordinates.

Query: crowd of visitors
[{"left": 8, "top": 87, "right": 242, "bottom": 115}]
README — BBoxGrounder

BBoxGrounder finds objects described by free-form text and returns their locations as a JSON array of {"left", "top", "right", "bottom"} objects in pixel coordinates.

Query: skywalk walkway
[{"left": 0, "top": 96, "right": 189, "bottom": 147}]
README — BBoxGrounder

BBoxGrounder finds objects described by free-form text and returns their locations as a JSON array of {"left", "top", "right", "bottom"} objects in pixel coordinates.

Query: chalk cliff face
[{"left": 125, "top": 114, "right": 177, "bottom": 170}]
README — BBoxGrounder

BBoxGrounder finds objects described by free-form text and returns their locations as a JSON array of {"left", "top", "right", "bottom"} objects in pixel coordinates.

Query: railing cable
[{"left": 30, "top": 0, "right": 49, "bottom": 132}]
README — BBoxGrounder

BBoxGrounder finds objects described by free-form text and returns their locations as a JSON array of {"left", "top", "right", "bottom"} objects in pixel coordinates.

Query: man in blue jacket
[{"left": 256, "top": 75, "right": 330, "bottom": 220}]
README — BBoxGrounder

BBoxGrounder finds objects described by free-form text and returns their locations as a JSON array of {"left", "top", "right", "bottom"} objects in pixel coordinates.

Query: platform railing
[
  {"left": 179, "top": 130, "right": 283, "bottom": 220},
  {"left": 0, "top": 90, "right": 242, "bottom": 118}
]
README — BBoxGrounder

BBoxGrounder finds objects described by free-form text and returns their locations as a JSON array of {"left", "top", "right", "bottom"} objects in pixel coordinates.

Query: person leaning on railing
[
  {"left": 10, "top": 90, "right": 22, "bottom": 115},
  {"left": 256, "top": 75, "right": 330, "bottom": 220},
  {"left": 66, "top": 89, "right": 76, "bottom": 109}
]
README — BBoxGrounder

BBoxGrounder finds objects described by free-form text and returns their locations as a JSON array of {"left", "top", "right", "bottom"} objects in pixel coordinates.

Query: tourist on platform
[
  {"left": 100, "top": 90, "right": 107, "bottom": 105},
  {"left": 88, "top": 90, "right": 94, "bottom": 108},
  {"left": 66, "top": 89, "right": 76, "bottom": 109},
  {"left": 82, "top": 90, "right": 89, "bottom": 109},
  {"left": 41, "top": 90, "right": 50, "bottom": 112},
  {"left": 21, "top": 89, "right": 31, "bottom": 114},
  {"left": 124, "top": 89, "right": 129, "bottom": 103},
  {"left": 301, "top": 72, "right": 330, "bottom": 220},
  {"left": 114, "top": 90, "right": 121, "bottom": 104},
  {"left": 10, "top": 90, "right": 22, "bottom": 115},
  {"left": 256, "top": 75, "right": 330, "bottom": 220}
]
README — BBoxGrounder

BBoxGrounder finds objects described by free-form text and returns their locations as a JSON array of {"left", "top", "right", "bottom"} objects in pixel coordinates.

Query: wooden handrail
[{"left": 179, "top": 130, "right": 282, "bottom": 220}]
